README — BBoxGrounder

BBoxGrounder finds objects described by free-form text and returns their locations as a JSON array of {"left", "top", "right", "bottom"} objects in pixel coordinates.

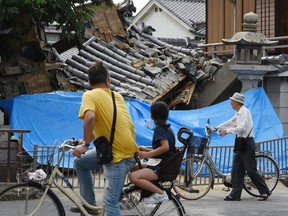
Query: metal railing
[
  {"left": 198, "top": 36, "right": 288, "bottom": 58},
  {"left": 257, "top": 136, "right": 288, "bottom": 174},
  {"left": 2, "top": 136, "right": 288, "bottom": 188}
]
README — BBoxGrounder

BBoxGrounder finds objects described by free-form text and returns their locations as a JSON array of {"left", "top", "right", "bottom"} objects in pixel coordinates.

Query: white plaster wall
[{"left": 139, "top": 5, "right": 196, "bottom": 39}]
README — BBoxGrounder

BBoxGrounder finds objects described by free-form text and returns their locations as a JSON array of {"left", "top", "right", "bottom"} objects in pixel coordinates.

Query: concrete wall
[{"left": 264, "top": 76, "right": 288, "bottom": 135}]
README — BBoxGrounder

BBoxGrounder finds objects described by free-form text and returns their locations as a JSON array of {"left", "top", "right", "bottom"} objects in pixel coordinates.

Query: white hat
[{"left": 230, "top": 92, "right": 245, "bottom": 104}]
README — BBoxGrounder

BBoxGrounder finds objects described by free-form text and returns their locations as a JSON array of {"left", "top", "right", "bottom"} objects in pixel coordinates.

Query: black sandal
[{"left": 258, "top": 192, "right": 271, "bottom": 201}]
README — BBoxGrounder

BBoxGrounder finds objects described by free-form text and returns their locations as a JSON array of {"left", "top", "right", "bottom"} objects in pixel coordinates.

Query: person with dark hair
[
  {"left": 129, "top": 101, "right": 176, "bottom": 204},
  {"left": 216, "top": 92, "right": 270, "bottom": 201},
  {"left": 71, "top": 62, "right": 139, "bottom": 215}
]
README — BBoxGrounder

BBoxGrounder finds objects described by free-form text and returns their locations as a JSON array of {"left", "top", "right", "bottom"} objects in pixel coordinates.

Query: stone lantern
[{"left": 222, "top": 12, "right": 278, "bottom": 92}]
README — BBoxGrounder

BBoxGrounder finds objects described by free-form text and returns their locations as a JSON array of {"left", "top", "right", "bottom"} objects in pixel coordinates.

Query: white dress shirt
[{"left": 216, "top": 106, "right": 254, "bottom": 138}]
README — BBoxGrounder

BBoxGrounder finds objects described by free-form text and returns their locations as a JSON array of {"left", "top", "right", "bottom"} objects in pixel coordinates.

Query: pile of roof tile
[{"left": 63, "top": 22, "right": 222, "bottom": 108}]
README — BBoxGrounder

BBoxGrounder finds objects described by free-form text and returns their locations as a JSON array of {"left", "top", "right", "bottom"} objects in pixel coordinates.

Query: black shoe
[
  {"left": 224, "top": 196, "right": 241, "bottom": 201},
  {"left": 70, "top": 205, "right": 100, "bottom": 215}
]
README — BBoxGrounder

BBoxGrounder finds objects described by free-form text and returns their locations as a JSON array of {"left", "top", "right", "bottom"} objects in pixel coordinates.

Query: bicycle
[
  {"left": 173, "top": 119, "right": 280, "bottom": 200},
  {"left": 0, "top": 126, "right": 193, "bottom": 216}
]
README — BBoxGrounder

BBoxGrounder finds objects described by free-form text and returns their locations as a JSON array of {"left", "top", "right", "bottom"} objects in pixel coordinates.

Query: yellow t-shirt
[{"left": 78, "top": 88, "right": 139, "bottom": 162}]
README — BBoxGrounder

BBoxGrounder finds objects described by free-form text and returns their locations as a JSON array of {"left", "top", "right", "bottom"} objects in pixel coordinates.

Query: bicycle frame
[
  {"left": 201, "top": 148, "right": 230, "bottom": 179},
  {"left": 184, "top": 134, "right": 229, "bottom": 188}
]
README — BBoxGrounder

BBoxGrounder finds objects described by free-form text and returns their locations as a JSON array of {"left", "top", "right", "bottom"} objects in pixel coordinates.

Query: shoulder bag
[{"left": 234, "top": 128, "right": 252, "bottom": 153}]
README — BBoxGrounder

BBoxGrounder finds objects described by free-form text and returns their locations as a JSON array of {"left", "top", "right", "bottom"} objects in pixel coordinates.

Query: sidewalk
[
  {"left": 61, "top": 183, "right": 288, "bottom": 216},
  {"left": 1, "top": 182, "right": 287, "bottom": 216}
]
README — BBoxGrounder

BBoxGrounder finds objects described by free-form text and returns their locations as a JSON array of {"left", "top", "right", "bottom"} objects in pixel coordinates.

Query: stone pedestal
[{"left": 229, "top": 64, "right": 277, "bottom": 92}]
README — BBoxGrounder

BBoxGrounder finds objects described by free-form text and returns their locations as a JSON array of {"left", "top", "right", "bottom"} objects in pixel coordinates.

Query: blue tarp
[{"left": 0, "top": 87, "right": 285, "bottom": 152}]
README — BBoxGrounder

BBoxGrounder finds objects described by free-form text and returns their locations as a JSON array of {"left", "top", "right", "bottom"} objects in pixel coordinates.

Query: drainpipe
[
  {"left": 232, "top": 0, "right": 236, "bottom": 35},
  {"left": 229, "top": 0, "right": 237, "bottom": 55}
]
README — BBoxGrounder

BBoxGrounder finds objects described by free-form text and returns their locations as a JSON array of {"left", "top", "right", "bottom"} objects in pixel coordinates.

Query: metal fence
[
  {"left": 3, "top": 136, "right": 288, "bottom": 188},
  {"left": 257, "top": 137, "right": 288, "bottom": 174}
]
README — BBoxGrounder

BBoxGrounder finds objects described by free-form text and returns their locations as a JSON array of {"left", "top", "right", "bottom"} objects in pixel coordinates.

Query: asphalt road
[
  {"left": 0, "top": 182, "right": 287, "bottom": 215},
  {"left": 182, "top": 183, "right": 288, "bottom": 216}
]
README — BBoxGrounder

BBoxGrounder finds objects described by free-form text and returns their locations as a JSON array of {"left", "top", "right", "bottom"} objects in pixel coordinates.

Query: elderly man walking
[{"left": 216, "top": 92, "right": 271, "bottom": 201}]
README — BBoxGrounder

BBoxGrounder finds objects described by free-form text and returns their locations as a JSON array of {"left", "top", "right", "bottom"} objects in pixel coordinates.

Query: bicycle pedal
[
  {"left": 223, "top": 181, "right": 232, "bottom": 188},
  {"left": 188, "top": 189, "right": 199, "bottom": 193}
]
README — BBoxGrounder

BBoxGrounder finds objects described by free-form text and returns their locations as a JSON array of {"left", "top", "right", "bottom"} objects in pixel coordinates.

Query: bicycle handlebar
[
  {"left": 134, "top": 153, "right": 142, "bottom": 169},
  {"left": 58, "top": 139, "right": 79, "bottom": 151},
  {"left": 205, "top": 119, "right": 217, "bottom": 137}
]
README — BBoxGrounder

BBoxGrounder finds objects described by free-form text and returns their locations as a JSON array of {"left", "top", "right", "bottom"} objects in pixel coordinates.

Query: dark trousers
[{"left": 229, "top": 138, "right": 270, "bottom": 199}]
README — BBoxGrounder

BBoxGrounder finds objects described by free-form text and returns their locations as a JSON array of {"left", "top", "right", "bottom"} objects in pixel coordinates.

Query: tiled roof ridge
[{"left": 131, "top": 24, "right": 199, "bottom": 57}]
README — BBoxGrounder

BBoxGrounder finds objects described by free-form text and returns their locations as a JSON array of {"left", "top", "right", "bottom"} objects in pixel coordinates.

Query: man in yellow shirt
[{"left": 71, "top": 62, "right": 139, "bottom": 215}]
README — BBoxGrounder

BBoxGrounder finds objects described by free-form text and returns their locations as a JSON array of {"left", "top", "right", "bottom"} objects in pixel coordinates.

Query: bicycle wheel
[
  {"left": 243, "top": 155, "right": 279, "bottom": 197},
  {"left": 173, "top": 156, "right": 214, "bottom": 200},
  {"left": 120, "top": 186, "right": 185, "bottom": 216},
  {"left": 0, "top": 181, "right": 65, "bottom": 216}
]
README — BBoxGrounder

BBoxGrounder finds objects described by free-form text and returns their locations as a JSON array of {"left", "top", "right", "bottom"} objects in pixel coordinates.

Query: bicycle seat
[
  {"left": 157, "top": 127, "right": 193, "bottom": 182},
  {"left": 177, "top": 127, "right": 193, "bottom": 146},
  {"left": 158, "top": 149, "right": 185, "bottom": 182}
]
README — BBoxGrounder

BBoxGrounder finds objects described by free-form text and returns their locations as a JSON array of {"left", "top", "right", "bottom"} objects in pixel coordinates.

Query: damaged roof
[
  {"left": 61, "top": 22, "right": 221, "bottom": 108},
  {"left": 46, "top": 1, "right": 215, "bottom": 109}
]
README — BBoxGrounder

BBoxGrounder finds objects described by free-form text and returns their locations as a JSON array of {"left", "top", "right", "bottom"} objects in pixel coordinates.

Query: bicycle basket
[
  {"left": 188, "top": 136, "right": 208, "bottom": 154},
  {"left": 17, "top": 148, "right": 56, "bottom": 181}
]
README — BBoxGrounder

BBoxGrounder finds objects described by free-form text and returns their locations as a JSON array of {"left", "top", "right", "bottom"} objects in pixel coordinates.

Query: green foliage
[{"left": 0, "top": 0, "right": 114, "bottom": 40}]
